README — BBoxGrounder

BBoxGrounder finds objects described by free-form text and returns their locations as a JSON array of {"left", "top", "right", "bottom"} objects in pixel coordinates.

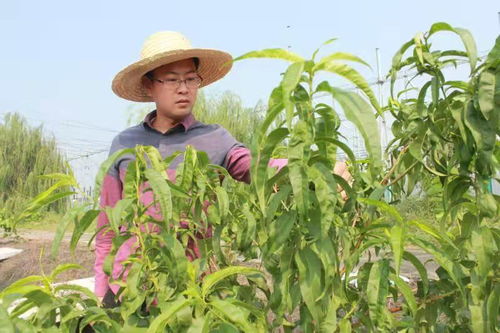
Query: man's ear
[{"left": 142, "top": 76, "right": 153, "bottom": 97}]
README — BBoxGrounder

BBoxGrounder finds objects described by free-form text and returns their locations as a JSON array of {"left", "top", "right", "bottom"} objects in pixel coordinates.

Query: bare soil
[{"left": 0, "top": 230, "right": 94, "bottom": 290}]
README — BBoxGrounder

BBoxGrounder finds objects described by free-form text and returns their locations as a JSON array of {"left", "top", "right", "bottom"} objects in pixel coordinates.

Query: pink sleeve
[
  {"left": 225, "top": 147, "right": 288, "bottom": 183},
  {"left": 225, "top": 147, "right": 251, "bottom": 183},
  {"left": 94, "top": 174, "right": 122, "bottom": 297}
]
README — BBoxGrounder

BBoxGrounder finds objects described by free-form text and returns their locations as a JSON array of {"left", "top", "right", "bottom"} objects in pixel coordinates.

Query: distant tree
[{"left": 0, "top": 112, "right": 71, "bottom": 214}]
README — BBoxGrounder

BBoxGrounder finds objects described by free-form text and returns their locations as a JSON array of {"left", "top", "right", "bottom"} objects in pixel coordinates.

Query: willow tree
[{"left": 0, "top": 112, "right": 70, "bottom": 215}]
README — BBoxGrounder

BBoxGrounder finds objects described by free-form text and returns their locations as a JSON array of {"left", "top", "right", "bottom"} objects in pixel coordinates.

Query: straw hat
[{"left": 112, "top": 31, "right": 233, "bottom": 102}]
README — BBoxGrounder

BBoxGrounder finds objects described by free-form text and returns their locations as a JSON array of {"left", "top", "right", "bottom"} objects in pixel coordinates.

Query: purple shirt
[{"left": 94, "top": 111, "right": 285, "bottom": 296}]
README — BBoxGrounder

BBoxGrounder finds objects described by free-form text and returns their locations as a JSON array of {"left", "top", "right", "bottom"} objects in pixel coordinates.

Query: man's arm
[
  {"left": 94, "top": 173, "right": 123, "bottom": 298},
  {"left": 224, "top": 147, "right": 252, "bottom": 183},
  {"left": 225, "top": 147, "right": 350, "bottom": 195}
]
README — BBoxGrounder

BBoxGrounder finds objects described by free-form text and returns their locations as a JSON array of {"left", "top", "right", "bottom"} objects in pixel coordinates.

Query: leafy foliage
[{"left": 1, "top": 23, "right": 498, "bottom": 332}]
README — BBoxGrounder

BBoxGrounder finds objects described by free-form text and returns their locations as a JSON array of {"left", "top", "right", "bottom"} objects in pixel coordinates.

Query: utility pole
[
  {"left": 376, "top": 48, "right": 393, "bottom": 201},
  {"left": 375, "top": 48, "right": 388, "bottom": 155}
]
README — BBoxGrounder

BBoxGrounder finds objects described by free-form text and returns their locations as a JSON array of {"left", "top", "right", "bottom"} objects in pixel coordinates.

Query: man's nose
[{"left": 177, "top": 80, "right": 189, "bottom": 93}]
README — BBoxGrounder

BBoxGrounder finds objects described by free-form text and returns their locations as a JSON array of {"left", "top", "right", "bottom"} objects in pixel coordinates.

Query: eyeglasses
[{"left": 150, "top": 75, "right": 203, "bottom": 90}]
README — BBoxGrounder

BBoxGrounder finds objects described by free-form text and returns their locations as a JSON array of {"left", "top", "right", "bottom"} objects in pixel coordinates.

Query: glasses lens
[{"left": 186, "top": 76, "right": 202, "bottom": 88}]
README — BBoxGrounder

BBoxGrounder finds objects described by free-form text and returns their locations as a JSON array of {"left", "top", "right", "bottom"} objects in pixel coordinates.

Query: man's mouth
[{"left": 176, "top": 99, "right": 190, "bottom": 105}]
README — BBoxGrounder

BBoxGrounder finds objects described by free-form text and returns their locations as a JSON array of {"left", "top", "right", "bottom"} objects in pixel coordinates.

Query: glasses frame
[{"left": 150, "top": 74, "right": 203, "bottom": 90}]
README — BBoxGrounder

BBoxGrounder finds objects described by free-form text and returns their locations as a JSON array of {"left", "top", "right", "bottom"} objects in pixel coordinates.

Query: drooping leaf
[
  {"left": 145, "top": 168, "right": 173, "bottom": 222},
  {"left": 390, "top": 225, "right": 405, "bottom": 276},
  {"left": 209, "top": 299, "right": 254, "bottom": 332},
  {"left": 147, "top": 297, "right": 191, "bottom": 333},
  {"left": 317, "top": 82, "right": 382, "bottom": 175},
  {"left": 367, "top": 259, "right": 390, "bottom": 329},
  {"left": 392, "top": 274, "right": 418, "bottom": 316},
  {"left": 477, "top": 69, "right": 495, "bottom": 120},
  {"left": 428, "top": 22, "right": 477, "bottom": 72},
  {"left": 70, "top": 209, "right": 100, "bottom": 252},
  {"left": 403, "top": 251, "right": 429, "bottom": 295},
  {"left": 233, "top": 48, "right": 304, "bottom": 63},
  {"left": 314, "top": 62, "right": 380, "bottom": 113},
  {"left": 202, "top": 266, "right": 262, "bottom": 298},
  {"left": 316, "top": 52, "right": 371, "bottom": 69},
  {"left": 51, "top": 204, "right": 87, "bottom": 257},
  {"left": 282, "top": 61, "right": 305, "bottom": 127},
  {"left": 295, "top": 247, "right": 323, "bottom": 323}
]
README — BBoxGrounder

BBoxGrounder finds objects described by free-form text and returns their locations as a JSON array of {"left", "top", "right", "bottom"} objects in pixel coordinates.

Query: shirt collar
[{"left": 143, "top": 110, "right": 196, "bottom": 133}]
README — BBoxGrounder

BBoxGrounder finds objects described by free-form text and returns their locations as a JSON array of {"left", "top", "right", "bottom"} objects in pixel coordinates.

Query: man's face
[{"left": 143, "top": 58, "right": 199, "bottom": 122}]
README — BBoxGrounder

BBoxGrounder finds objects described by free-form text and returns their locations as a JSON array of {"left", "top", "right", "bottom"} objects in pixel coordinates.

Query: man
[{"left": 96, "top": 31, "right": 349, "bottom": 303}]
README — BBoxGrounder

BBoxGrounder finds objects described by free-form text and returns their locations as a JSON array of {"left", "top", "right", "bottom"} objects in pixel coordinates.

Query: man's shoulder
[
  {"left": 190, "top": 121, "right": 230, "bottom": 135},
  {"left": 116, "top": 123, "right": 145, "bottom": 136},
  {"left": 109, "top": 124, "right": 148, "bottom": 152}
]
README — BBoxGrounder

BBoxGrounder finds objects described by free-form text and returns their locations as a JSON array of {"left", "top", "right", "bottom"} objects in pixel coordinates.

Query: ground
[
  {"left": 0, "top": 229, "right": 94, "bottom": 290},
  {"left": 1, "top": 228, "right": 439, "bottom": 295}
]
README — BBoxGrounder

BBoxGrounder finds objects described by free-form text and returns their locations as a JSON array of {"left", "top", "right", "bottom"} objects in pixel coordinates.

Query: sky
[{"left": 1, "top": 0, "right": 498, "bottom": 188}]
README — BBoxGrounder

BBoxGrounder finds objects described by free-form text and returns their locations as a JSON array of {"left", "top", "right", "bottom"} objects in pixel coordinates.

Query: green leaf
[
  {"left": 1, "top": 275, "right": 44, "bottom": 296},
  {"left": 317, "top": 83, "right": 382, "bottom": 175},
  {"left": 314, "top": 62, "right": 380, "bottom": 113},
  {"left": 339, "top": 318, "right": 352, "bottom": 333},
  {"left": 147, "top": 297, "right": 190, "bottom": 333},
  {"left": 239, "top": 203, "right": 256, "bottom": 250},
  {"left": 264, "top": 185, "right": 292, "bottom": 223},
  {"left": 478, "top": 69, "right": 495, "bottom": 120},
  {"left": 211, "top": 322, "right": 240, "bottom": 333},
  {"left": 215, "top": 187, "right": 229, "bottom": 220},
  {"left": 311, "top": 38, "right": 338, "bottom": 61},
  {"left": 251, "top": 127, "right": 289, "bottom": 213},
  {"left": 390, "top": 39, "right": 415, "bottom": 94},
  {"left": 105, "top": 198, "right": 133, "bottom": 233},
  {"left": 51, "top": 204, "right": 87, "bottom": 257},
  {"left": 23, "top": 191, "right": 76, "bottom": 215},
  {"left": 416, "top": 80, "right": 432, "bottom": 116},
  {"left": 282, "top": 61, "right": 305, "bottom": 127},
  {"left": 0, "top": 305, "right": 15, "bottom": 332},
  {"left": 49, "top": 263, "right": 83, "bottom": 280},
  {"left": 391, "top": 273, "right": 418, "bottom": 316},
  {"left": 470, "top": 303, "right": 486, "bottom": 333},
  {"left": 202, "top": 266, "right": 261, "bottom": 298},
  {"left": 316, "top": 51, "right": 371, "bottom": 69},
  {"left": 209, "top": 299, "right": 253, "bottom": 332},
  {"left": 145, "top": 168, "right": 173, "bottom": 221},
  {"left": 487, "top": 284, "right": 500, "bottom": 332},
  {"left": 358, "top": 198, "right": 402, "bottom": 222},
  {"left": 321, "top": 295, "right": 340, "bottom": 332},
  {"left": 390, "top": 225, "right": 405, "bottom": 276},
  {"left": 428, "top": 22, "right": 477, "bottom": 72},
  {"left": 179, "top": 145, "right": 197, "bottom": 190},
  {"left": 403, "top": 251, "right": 429, "bottom": 295},
  {"left": 367, "top": 260, "right": 390, "bottom": 328},
  {"left": 411, "top": 236, "right": 465, "bottom": 298},
  {"left": 233, "top": 48, "right": 304, "bottom": 63},
  {"left": 266, "top": 210, "right": 297, "bottom": 254},
  {"left": 142, "top": 145, "right": 166, "bottom": 172},
  {"left": 94, "top": 148, "right": 135, "bottom": 200},
  {"left": 287, "top": 121, "right": 310, "bottom": 220},
  {"left": 69, "top": 209, "right": 99, "bottom": 252},
  {"left": 471, "top": 228, "right": 495, "bottom": 293},
  {"left": 295, "top": 247, "right": 323, "bottom": 323},
  {"left": 408, "top": 219, "right": 452, "bottom": 246},
  {"left": 53, "top": 283, "right": 98, "bottom": 302}
]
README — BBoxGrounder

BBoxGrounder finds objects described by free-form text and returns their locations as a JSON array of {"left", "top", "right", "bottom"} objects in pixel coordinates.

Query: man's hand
[{"left": 333, "top": 161, "right": 352, "bottom": 200}]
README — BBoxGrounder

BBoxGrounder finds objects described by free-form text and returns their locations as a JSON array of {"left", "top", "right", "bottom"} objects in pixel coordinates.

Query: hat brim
[{"left": 112, "top": 48, "right": 233, "bottom": 102}]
